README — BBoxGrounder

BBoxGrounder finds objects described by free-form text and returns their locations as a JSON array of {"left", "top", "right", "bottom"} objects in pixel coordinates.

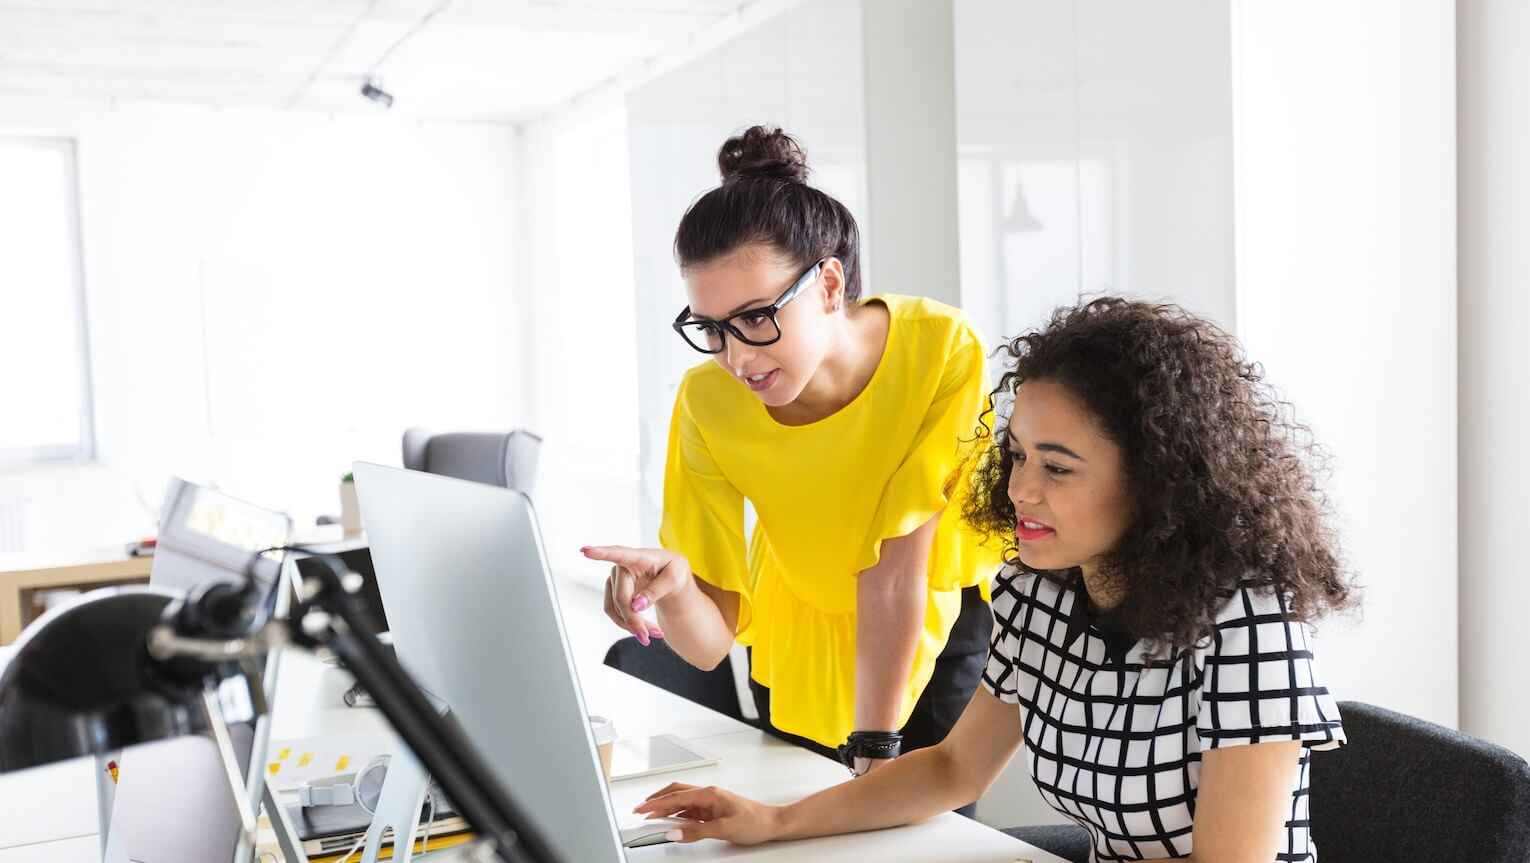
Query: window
[{"left": 0, "top": 137, "right": 93, "bottom": 466}]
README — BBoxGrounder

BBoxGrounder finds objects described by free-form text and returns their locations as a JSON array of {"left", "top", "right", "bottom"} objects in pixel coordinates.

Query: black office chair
[
  {"left": 1001, "top": 824, "right": 1090, "bottom": 863},
  {"left": 602, "top": 637, "right": 747, "bottom": 723},
  {"left": 1310, "top": 700, "right": 1530, "bottom": 862},
  {"left": 402, "top": 427, "right": 542, "bottom": 494}
]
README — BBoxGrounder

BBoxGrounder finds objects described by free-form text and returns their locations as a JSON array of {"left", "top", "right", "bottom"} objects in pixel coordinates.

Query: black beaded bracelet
[{"left": 836, "top": 730, "right": 903, "bottom": 774}]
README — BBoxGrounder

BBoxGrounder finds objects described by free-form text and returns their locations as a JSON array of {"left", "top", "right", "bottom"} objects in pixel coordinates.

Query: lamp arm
[{"left": 148, "top": 626, "right": 287, "bottom": 715}]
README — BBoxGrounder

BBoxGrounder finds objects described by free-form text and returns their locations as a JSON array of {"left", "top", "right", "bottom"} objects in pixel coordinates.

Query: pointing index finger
[{"left": 582, "top": 545, "right": 655, "bottom": 567}]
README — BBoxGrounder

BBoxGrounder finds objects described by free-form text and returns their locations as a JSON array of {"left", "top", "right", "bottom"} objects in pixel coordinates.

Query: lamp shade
[{"left": 0, "top": 587, "right": 212, "bottom": 772}]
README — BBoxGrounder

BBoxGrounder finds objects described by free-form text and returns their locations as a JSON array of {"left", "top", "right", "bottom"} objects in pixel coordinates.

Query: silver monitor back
[{"left": 352, "top": 461, "right": 625, "bottom": 863}]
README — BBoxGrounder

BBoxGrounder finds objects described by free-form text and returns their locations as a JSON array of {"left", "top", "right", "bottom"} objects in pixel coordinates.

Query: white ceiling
[{"left": 0, "top": 0, "right": 754, "bottom": 123}]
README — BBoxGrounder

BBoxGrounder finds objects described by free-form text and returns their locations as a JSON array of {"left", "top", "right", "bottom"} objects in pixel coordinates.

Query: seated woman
[{"left": 632, "top": 297, "right": 1357, "bottom": 862}]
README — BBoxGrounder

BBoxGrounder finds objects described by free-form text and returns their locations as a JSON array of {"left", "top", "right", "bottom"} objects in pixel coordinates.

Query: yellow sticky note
[
  {"left": 298, "top": 752, "right": 313, "bottom": 768},
  {"left": 276, "top": 747, "right": 291, "bottom": 761},
  {"left": 268, "top": 763, "right": 281, "bottom": 775},
  {"left": 335, "top": 755, "right": 350, "bottom": 772}
]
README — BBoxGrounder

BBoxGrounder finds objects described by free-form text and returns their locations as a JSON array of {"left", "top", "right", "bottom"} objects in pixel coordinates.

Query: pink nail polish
[
  {"left": 631, "top": 595, "right": 650, "bottom": 612},
  {"left": 649, "top": 630, "right": 665, "bottom": 639},
  {"left": 637, "top": 633, "right": 650, "bottom": 647}
]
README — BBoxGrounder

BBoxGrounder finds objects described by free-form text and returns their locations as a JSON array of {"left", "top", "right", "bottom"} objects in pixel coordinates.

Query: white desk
[{"left": 0, "top": 576, "right": 1063, "bottom": 863}]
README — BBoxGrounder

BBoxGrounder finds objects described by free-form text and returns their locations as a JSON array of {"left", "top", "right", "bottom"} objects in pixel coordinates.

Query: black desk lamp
[{"left": 0, "top": 551, "right": 557, "bottom": 863}]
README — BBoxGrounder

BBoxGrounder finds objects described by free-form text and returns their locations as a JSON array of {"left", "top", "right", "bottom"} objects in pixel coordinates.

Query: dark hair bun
[{"left": 717, "top": 125, "right": 810, "bottom": 184}]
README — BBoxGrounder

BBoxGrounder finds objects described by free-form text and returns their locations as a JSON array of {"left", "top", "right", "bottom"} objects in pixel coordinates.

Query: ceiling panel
[{"left": 0, "top": 0, "right": 754, "bottom": 122}]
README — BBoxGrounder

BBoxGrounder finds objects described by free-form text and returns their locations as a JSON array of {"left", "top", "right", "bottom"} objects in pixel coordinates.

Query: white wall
[
  {"left": 1458, "top": 0, "right": 1530, "bottom": 758},
  {"left": 956, "top": 0, "right": 1235, "bottom": 355},
  {"left": 0, "top": 95, "right": 525, "bottom": 550},
  {"left": 1232, "top": 1, "right": 1458, "bottom": 729},
  {"left": 625, "top": 0, "right": 868, "bottom": 543},
  {"left": 862, "top": 0, "right": 961, "bottom": 307}
]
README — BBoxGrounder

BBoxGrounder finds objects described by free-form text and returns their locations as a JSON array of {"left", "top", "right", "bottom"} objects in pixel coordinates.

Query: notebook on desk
[
  {"left": 305, "top": 833, "right": 476, "bottom": 863},
  {"left": 285, "top": 795, "right": 470, "bottom": 858}
]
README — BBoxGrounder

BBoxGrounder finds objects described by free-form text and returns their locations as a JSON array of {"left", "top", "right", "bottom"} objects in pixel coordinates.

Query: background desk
[
  {"left": 0, "top": 548, "right": 152, "bottom": 645},
  {"left": 0, "top": 527, "right": 367, "bottom": 646},
  {"left": 0, "top": 571, "right": 1064, "bottom": 863}
]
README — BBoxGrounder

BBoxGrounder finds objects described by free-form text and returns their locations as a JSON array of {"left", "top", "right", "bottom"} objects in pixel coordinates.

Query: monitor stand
[{"left": 362, "top": 744, "right": 431, "bottom": 863}]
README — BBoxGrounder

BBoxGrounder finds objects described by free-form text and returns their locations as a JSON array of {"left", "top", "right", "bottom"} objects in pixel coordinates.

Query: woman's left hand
[{"left": 632, "top": 782, "right": 785, "bottom": 845}]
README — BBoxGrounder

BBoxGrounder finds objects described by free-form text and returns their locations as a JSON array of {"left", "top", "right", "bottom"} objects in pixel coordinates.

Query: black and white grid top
[{"left": 983, "top": 565, "right": 1345, "bottom": 862}]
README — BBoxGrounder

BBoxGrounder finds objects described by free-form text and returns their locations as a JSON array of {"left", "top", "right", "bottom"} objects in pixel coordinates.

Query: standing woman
[{"left": 583, "top": 126, "right": 1001, "bottom": 784}]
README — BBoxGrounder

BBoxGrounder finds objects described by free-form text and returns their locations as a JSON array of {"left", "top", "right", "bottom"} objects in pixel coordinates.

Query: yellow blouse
[{"left": 658, "top": 294, "right": 1002, "bottom": 746}]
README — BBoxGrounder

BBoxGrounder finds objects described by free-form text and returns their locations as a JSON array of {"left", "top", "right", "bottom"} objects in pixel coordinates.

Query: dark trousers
[{"left": 748, "top": 584, "right": 991, "bottom": 817}]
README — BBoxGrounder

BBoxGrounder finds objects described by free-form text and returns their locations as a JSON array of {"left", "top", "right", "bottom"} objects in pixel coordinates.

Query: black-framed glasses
[{"left": 672, "top": 258, "right": 826, "bottom": 355}]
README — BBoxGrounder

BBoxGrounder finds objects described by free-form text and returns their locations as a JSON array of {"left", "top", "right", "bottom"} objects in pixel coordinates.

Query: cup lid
[{"left": 588, "top": 714, "right": 616, "bottom": 744}]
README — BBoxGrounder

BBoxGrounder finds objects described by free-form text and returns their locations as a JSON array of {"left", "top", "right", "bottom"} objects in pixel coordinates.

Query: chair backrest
[
  {"left": 1310, "top": 700, "right": 1530, "bottom": 863},
  {"left": 401, "top": 427, "right": 542, "bottom": 494},
  {"left": 602, "top": 637, "right": 744, "bottom": 722}
]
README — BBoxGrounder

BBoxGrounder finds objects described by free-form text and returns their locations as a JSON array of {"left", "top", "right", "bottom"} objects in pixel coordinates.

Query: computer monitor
[
  {"left": 151, "top": 477, "right": 293, "bottom": 619},
  {"left": 108, "top": 479, "right": 292, "bottom": 863},
  {"left": 352, "top": 462, "right": 626, "bottom": 863},
  {"left": 296, "top": 546, "right": 388, "bottom": 634}
]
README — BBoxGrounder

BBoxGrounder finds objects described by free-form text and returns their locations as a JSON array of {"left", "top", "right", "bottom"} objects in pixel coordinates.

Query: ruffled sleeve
[
  {"left": 853, "top": 318, "right": 991, "bottom": 590},
  {"left": 657, "top": 376, "right": 753, "bottom": 636}
]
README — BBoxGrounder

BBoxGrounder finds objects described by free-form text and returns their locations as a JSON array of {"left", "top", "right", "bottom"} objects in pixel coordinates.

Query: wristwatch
[{"left": 837, "top": 730, "right": 902, "bottom": 776}]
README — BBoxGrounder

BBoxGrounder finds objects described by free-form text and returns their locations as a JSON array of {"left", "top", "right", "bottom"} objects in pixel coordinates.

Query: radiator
[{"left": 0, "top": 496, "right": 29, "bottom": 553}]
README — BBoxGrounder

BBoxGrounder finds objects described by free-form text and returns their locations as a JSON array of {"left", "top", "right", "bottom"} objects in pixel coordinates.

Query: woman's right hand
[
  {"left": 632, "top": 782, "right": 786, "bottom": 845},
  {"left": 581, "top": 545, "right": 694, "bottom": 646}
]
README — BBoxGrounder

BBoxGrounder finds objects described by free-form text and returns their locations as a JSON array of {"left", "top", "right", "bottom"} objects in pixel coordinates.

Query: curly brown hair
[{"left": 963, "top": 297, "right": 1357, "bottom": 655}]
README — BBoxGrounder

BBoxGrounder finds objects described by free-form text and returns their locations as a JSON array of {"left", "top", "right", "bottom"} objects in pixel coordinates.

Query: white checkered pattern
[{"left": 984, "top": 566, "right": 1345, "bottom": 862}]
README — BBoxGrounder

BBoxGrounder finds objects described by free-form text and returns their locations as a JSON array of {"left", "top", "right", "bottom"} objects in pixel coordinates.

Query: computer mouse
[{"left": 619, "top": 816, "right": 692, "bottom": 848}]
